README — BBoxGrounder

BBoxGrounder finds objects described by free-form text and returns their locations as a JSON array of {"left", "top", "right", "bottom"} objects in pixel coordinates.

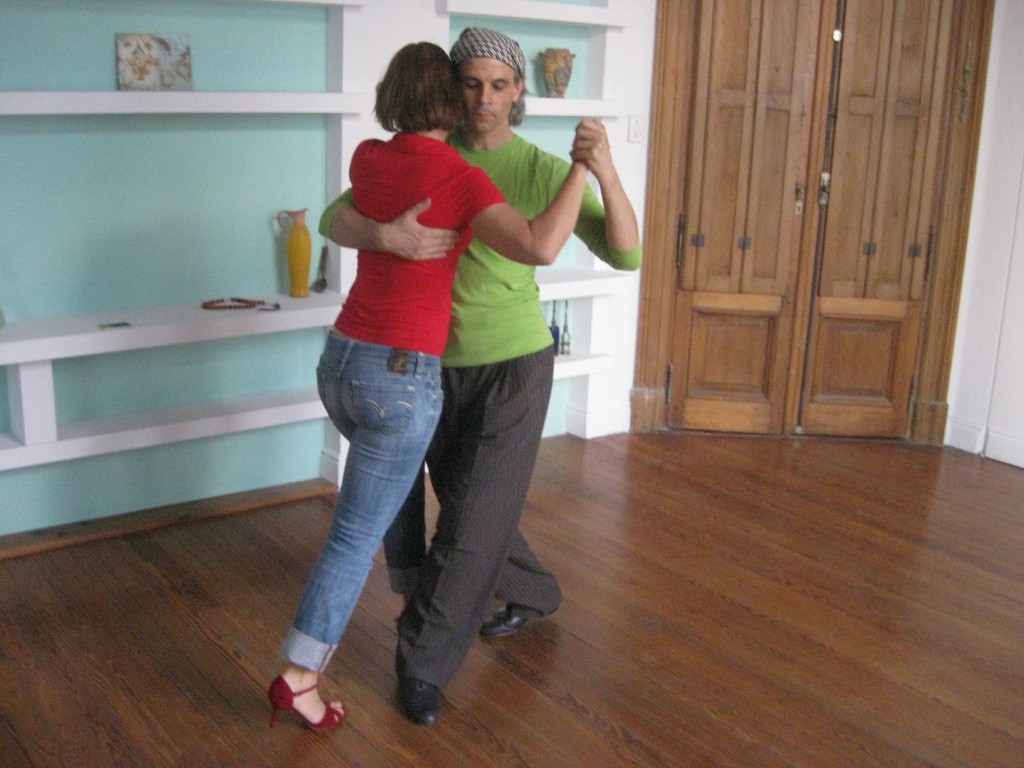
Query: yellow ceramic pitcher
[{"left": 277, "top": 208, "right": 312, "bottom": 298}]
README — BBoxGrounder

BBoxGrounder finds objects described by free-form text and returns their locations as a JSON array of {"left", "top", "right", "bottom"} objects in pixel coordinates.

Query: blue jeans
[{"left": 281, "top": 331, "right": 442, "bottom": 672}]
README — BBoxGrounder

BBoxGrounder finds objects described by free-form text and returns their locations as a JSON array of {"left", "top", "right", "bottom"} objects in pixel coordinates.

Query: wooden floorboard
[{"left": 1, "top": 433, "right": 1022, "bottom": 767}]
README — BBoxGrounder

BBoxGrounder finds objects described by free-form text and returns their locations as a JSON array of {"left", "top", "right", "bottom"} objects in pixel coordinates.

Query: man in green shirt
[{"left": 322, "top": 27, "right": 641, "bottom": 725}]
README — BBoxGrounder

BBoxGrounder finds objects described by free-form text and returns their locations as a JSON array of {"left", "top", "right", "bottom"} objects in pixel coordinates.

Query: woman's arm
[{"left": 470, "top": 162, "right": 589, "bottom": 266}]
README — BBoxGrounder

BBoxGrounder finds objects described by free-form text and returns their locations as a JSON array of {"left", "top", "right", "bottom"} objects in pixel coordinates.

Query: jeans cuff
[{"left": 281, "top": 626, "right": 337, "bottom": 673}]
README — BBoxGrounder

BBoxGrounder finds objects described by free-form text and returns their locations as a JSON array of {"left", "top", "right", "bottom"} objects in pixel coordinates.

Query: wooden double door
[{"left": 659, "top": 0, "right": 971, "bottom": 437}]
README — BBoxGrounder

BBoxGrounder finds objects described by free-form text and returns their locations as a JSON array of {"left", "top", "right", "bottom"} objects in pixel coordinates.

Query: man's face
[{"left": 458, "top": 57, "right": 524, "bottom": 138}]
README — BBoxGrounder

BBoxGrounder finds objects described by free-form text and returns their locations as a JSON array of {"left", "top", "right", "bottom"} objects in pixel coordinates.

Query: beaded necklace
[{"left": 201, "top": 297, "right": 281, "bottom": 311}]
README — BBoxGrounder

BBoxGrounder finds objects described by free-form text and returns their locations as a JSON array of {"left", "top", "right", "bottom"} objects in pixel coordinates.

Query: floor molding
[{"left": 0, "top": 478, "right": 335, "bottom": 560}]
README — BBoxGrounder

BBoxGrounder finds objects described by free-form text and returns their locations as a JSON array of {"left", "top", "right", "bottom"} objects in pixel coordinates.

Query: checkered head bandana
[{"left": 450, "top": 27, "right": 526, "bottom": 80}]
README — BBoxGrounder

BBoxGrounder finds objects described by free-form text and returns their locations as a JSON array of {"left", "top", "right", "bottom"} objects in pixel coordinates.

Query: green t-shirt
[{"left": 320, "top": 129, "right": 643, "bottom": 367}]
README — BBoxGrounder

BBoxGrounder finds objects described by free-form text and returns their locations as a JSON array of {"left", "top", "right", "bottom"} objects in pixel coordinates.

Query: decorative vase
[
  {"left": 277, "top": 208, "right": 312, "bottom": 298},
  {"left": 540, "top": 48, "right": 575, "bottom": 98}
]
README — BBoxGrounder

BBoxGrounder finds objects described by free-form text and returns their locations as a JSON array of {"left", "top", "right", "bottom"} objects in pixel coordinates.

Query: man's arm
[
  {"left": 571, "top": 119, "right": 641, "bottom": 255},
  {"left": 323, "top": 196, "right": 459, "bottom": 262}
]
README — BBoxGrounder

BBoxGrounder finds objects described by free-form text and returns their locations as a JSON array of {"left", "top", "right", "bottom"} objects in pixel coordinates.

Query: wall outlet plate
[{"left": 628, "top": 114, "right": 646, "bottom": 143}]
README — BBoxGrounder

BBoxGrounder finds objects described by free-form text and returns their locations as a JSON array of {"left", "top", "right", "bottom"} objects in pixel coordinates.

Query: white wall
[{"left": 945, "top": 0, "right": 1024, "bottom": 468}]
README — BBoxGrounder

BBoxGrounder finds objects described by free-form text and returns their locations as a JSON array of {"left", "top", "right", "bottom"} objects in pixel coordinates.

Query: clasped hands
[{"left": 569, "top": 118, "right": 614, "bottom": 179}]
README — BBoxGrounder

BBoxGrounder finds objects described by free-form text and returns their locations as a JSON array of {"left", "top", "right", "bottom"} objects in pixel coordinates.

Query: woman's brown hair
[{"left": 374, "top": 42, "right": 463, "bottom": 134}]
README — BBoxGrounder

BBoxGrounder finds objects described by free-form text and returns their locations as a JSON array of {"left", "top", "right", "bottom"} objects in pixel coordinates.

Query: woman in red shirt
[{"left": 267, "top": 42, "right": 587, "bottom": 731}]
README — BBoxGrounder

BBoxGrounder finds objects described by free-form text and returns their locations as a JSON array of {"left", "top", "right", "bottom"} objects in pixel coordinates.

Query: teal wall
[
  {"left": 0, "top": 0, "right": 600, "bottom": 536},
  {"left": 0, "top": 0, "right": 332, "bottom": 536}
]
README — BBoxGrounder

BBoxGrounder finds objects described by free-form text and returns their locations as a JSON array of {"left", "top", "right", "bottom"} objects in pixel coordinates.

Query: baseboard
[
  {"left": 630, "top": 386, "right": 667, "bottom": 432},
  {"left": 565, "top": 403, "right": 631, "bottom": 438},
  {"left": 944, "top": 417, "right": 986, "bottom": 454},
  {"left": 910, "top": 399, "right": 949, "bottom": 443},
  {"left": 0, "top": 478, "right": 336, "bottom": 561},
  {"left": 983, "top": 429, "right": 1024, "bottom": 469}
]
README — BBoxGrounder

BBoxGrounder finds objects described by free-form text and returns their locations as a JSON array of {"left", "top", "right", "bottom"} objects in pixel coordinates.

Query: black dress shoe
[
  {"left": 398, "top": 676, "right": 442, "bottom": 726},
  {"left": 479, "top": 604, "right": 540, "bottom": 638}
]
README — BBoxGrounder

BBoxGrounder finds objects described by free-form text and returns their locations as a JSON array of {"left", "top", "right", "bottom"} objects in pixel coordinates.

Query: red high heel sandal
[{"left": 267, "top": 675, "right": 346, "bottom": 731}]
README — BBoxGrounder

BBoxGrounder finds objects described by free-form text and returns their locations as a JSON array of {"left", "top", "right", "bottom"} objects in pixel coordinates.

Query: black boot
[{"left": 398, "top": 675, "right": 442, "bottom": 726}]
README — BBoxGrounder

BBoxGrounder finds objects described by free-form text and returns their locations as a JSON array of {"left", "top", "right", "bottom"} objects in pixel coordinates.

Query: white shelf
[
  {"left": 552, "top": 351, "right": 611, "bottom": 380},
  {"left": 0, "top": 268, "right": 629, "bottom": 471},
  {"left": 0, "top": 292, "right": 342, "bottom": 365},
  {"left": 71, "top": 0, "right": 366, "bottom": 4},
  {"left": 0, "top": 91, "right": 370, "bottom": 117},
  {"left": 525, "top": 96, "right": 622, "bottom": 119},
  {"left": 0, "top": 387, "right": 325, "bottom": 472},
  {"left": 537, "top": 268, "right": 634, "bottom": 301},
  {"left": 244, "top": 0, "right": 365, "bottom": 5},
  {"left": 442, "top": 0, "right": 626, "bottom": 27},
  {"left": 0, "top": 293, "right": 340, "bottom": 471}
]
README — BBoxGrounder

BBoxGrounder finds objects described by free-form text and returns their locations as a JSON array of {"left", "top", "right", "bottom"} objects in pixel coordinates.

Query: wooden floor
[{"left": 1, "top": 433, "right": 1022, "bottom": 767}]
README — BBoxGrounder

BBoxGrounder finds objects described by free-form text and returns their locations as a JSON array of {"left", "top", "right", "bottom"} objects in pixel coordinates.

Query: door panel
[
  {"left": 818, "top": 3, "right": 889, "bottom": 300},
  {"left": 747, "top": 1, "right": 815, "bottom": 296},
  {"left": 873, "top": 0, "right": 940, "bottom": 302},
  {"left": 682, "top": 0, "right": 760, "bottom": 294},
  {"left": 801, "top": 0, "right": 947, "bottom": 436},
  {"left": 680, "top": 292, "right": 786, "bottom": 433},
  {"left": 800, "top": 297, "right": 922, "bottom": 435},
  {"left": 820, "top": 0, "right": 939, "bottom": 302},
  {"left": 669, "top": 0, "right": 820, "bottom": 433}
]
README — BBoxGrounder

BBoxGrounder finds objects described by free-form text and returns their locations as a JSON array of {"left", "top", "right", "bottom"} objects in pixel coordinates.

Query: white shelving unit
[
  {"left": 0, "top": 0, "right": 645, "bottom": 480},
  {"left": 0, "top": 0, "right": 363, "bottom": 475},
  {"left": 439, "top": 0, "right": 642, "bottom": 437},
  {"left": 538, "top": 269, "right": 633, "bottom": 381},
  {"left": 537, "top": 267, "right": 632, "bottom": 301},
  {"left": 0, "top": 293, "right": 341, "bottom": 471}
]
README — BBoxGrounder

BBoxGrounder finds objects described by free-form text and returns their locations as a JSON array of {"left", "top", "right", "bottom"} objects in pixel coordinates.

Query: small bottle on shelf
[
  {"left": 549, "top": 302, "right": 560, "bottom": 355},
  {"left": 559, "top": 301, "right": 571, "bottom": 356}
]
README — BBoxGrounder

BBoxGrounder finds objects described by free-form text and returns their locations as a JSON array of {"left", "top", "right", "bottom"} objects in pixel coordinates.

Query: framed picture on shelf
[{"left": 116, "top": 33, "right": 192, "bottom": 91}]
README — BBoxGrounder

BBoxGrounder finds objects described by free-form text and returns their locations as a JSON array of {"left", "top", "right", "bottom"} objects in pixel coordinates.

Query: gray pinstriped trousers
[{"left": 395, "top": 346, "right": 563, "bottom": 689}]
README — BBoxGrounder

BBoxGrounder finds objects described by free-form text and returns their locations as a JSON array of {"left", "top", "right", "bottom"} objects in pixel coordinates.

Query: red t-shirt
[{"left": 336, "top": 133, "right": 505, "bottom": 356}]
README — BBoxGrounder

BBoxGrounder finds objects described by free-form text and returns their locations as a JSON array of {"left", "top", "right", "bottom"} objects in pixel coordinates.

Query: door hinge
[
  {"left": 675, "top": 213, "right": 686, "bottom": 272},
  {"left": 925, "top": 225, "right": 937, "bottom": 281},
  {"left": 665, "top": 363, "right": 673, "bottom": 405}
]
